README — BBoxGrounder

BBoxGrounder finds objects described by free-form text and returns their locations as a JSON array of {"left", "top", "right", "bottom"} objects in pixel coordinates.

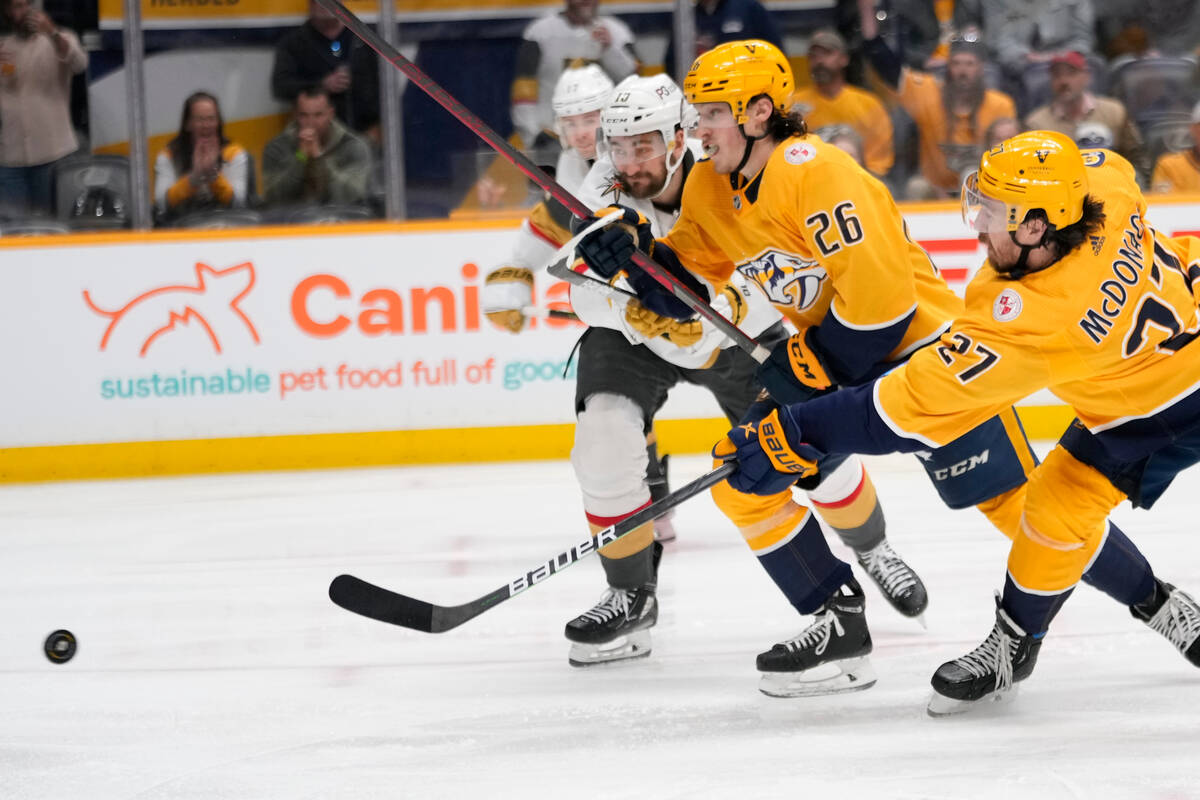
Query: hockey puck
[{"left": 44, "top": 630, "right": 76, "bottom": 664}]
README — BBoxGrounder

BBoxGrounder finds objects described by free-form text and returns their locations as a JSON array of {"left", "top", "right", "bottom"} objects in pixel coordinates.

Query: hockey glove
[
  {"left": 482, "top": 266, "right": 534, "bottom": 333},
  {"left": 757, "top": 328, "right": 835, "bottom": 405},
  {"left": 715, "top": 404, "right": 823, "bottom": 496},
  {"left": 574, "top": 205, "right": 654, "bottom": 279},
  {"left": 624, "top": 298, "right": 703, "bottom": 347}
]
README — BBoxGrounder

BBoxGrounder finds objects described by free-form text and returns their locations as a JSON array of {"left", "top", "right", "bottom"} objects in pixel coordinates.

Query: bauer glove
[
  {"left": 714, "top": 403, "right": 823, "bottom": 495},
  {"left": 574, "top": 205, "right": 654, "bottom": 279},
  {"left": 482, "top": 266, "right": 534, "bottom": 333},
  {"left": 757, "top": 328, "right": 835, "bottom": 405}
]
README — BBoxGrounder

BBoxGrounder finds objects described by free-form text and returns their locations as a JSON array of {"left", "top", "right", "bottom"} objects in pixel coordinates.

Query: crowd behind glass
[{"left": 0, "top": 0, "right": 1198, "bottom": 234}]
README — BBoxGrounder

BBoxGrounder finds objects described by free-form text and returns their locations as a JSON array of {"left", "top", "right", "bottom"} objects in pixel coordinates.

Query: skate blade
[
  {"left": 926, "top": 684, "right": 1020, "bottom": 717},
  {"left": 915, "top": 613, "right": 928, "bottom": 631},
  {"left": 568, "top": 630, "right": 652, "bottom": 667},
  {"left": 758, "top": 656, "right": 877, "bottom": 698}
]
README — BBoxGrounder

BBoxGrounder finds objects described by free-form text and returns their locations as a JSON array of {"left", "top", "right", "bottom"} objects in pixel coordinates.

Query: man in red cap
[{"left": 1025, "top": 51, "right": 1146, "bottom": 174}]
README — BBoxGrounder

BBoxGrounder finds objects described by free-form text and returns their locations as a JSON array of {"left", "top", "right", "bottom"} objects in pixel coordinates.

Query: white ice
[{"left": 2, "top": 450, "right": 1198, "bottom": 799}]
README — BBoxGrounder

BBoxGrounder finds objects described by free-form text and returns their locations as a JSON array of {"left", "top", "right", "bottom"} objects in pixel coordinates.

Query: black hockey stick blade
[
  {"left": 329, "top": 461, "right": 737, "bottom": 633},
  {"left": 313, "top": 0, "right": 770, "bottom": 363}
]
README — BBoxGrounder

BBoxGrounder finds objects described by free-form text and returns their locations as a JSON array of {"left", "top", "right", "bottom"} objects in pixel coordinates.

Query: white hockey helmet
[
  {"left": 600, "top": 74, "right": 698, "bottom": 195},
  {"left": 551, "top": 63, "right": 615, "bottom": 120}
]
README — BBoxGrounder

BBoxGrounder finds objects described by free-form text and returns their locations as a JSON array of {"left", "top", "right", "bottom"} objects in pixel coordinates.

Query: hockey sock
[
  {"left": 1079, "top": 521, "right": 1156, "bottom": 607},
  {"left": 807, "top": 456, "right": 886, "bottom": 552},
  {"left": 600, "top": 545, "right": 656, "bottom": 590},
  {"left": 755, "top": 511, "right": 855, "bottom": 615},
  {"left": 1001, "top": 575, "right": 1072, "bottom": 637}
]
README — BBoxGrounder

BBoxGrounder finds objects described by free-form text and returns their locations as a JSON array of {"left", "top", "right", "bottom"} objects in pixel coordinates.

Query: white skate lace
[
  {"left": 579, "top": 589, "right": 632, "bottom": 625},
  {"left": 782, "top": 609, "right": 845, "bottom": 657},
  {"left": 1148, "top": 588, "right": 1200, "bottom": 652},
  {"left": 857, "top": 541, "right": 917, "bottom": 598},
  {"left": 954, "top": 623, "right": 1016, "bottom": 692}
]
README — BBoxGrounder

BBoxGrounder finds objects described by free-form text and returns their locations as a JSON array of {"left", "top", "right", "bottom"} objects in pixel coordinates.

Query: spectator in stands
[
  {"left": 982, "top": 0, "right": 1096, "bottom": 76},
  {"left": 663, "top": 0, "right": 782, "bottom": 80},
  {"left": 858, "top": 0, "right": 1016, "bottom": 199},
  {"left": 262, "top": 86, "right": 371, "bottom": 209},
  {"left": 1025, "top": 51, "right": 1146, "bottom": 175},
  {"left": 154, "top": 92, "right": 251, "bottom": 224},
  {"left": 816, "top": 123, "right": 866, "bottom": 167},
  {"left": 789, "top": 28, "right": 894, "bottom": 178},
  {"left": 1150, "top": 100, "right": 1200, "bottom": 193},
  {"left": 1095, "top": 0, "right": 1200, "bottom": 60},
  {"left": 271, "top": 0, "right": 380, "bottom": 140},
  {"left": 510, "top": 0, "right": 639, "bottom": 150},
  {"left": 0, "top": 0, "right": 86, "bottom": 215},
  {"left": 984, "top": 116, "right": 1022, "bottom": 148}
]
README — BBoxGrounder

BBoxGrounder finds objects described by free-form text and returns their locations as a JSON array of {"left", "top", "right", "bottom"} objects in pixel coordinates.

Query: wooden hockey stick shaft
[{"left": 313, "top": 0, "right": 771, "bottom": 363}]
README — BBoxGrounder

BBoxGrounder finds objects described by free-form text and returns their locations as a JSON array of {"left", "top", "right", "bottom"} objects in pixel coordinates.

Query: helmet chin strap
[
  {"left": 650, "top": 138, "right": 686, "bottom": 201},
  {"left": 729, "top": 123, "right": 769, "bottom": 190},
  {"left": 1000, "top": 230, "right": 1052, "bottom": 280}
]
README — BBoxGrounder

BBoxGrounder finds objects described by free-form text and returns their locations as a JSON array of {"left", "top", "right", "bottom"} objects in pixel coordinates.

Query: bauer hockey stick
[
  {"left": 314, "top": 0, "right": 771, "bottom": 364},
  {"left": 329, "top": 461, "right": 735, "bottom": 632}
]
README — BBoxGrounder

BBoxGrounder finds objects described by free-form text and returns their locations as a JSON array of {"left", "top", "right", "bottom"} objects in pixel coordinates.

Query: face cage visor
[
  {"left": 603, "top": 132, "right": 671, "bottom": 170},
  {"left": 960, "top": 171, "right": 1014, "bottom": 234},
  {"left": 690, "top": 101, "right": 740, "bottom": 132},
  {"left": 556, "top": 110, "right": 603, "bottom": 154}
]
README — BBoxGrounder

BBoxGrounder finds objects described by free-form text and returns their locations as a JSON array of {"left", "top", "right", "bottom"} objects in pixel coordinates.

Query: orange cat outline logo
[{"left": 83, "top": 261, "right": 261, "bottom": 357}]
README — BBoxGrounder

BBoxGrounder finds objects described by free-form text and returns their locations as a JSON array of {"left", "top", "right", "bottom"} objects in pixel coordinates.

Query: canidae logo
[{"left": 83, "top": 262, "right": 261, "bottom": 356}]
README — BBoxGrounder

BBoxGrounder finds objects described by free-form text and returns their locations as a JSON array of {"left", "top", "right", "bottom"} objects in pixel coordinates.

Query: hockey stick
[
  {"left": 314, "top": 0, "right": 771, "bottom": 364},
  {"left": 522, "top": 305, "right": 580, "bottom": 322},
  {"left": 329, "top": 461, "right": 736, "bottom": 632}
]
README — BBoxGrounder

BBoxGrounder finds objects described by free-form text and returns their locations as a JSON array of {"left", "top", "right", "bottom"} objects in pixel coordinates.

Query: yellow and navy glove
[
  {"left": 574, "top": 205, "right": 654, "bottom": 279},
  {"left": 624, "top": 298, "right": 703, "bottom": 346},
  {"left": 714, "top": 402, "right": 823, "bottom": 495},
  {"left": 482, "top": 266, "right": 534, "bottom": 333},
  {"left": 757, "top": 328, "right": 834, "bottom": 404}
]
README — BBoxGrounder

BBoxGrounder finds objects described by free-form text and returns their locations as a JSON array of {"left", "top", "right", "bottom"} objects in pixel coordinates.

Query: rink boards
[{"left": 4, "top": 197, "right": 1200, "bottom": 481}]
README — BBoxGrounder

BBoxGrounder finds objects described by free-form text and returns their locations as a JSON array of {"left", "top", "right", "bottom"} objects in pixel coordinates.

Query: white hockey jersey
[
  {"left": 571, "top": 143, "right": 783, "bottom": 369},
  {"left": 500, "top": 147, "right": 593, "bottom": 273}
]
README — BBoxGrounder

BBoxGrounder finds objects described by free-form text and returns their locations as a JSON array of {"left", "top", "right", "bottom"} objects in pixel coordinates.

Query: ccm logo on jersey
[
  {"left": 993, "top": 288, "right": 1023, "bottom": 321},
  {"left": 930, "top": 450, "right": 990, "bottom": 480}
]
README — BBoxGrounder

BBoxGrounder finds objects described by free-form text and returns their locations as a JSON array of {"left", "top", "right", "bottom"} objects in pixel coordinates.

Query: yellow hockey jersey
[
  {"left": 661, "top": 134, "right": 962, "bottom": 384},
  {"left": 876, "top": 150, "right": 1200, "bottom": 448}
]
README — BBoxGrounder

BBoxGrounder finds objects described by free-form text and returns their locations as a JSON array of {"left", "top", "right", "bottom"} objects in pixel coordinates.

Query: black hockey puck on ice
[{"left": 44, "top": 630, "right": 77, "bottom": 664}]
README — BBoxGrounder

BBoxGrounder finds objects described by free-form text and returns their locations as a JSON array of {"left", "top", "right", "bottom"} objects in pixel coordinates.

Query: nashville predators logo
[{"left": 737, "top": 250, "right": 827, "bottom": 310}]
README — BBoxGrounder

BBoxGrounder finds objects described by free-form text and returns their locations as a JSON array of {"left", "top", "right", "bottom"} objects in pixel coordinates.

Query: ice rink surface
[{"left": 3, "top": 450, "right": 1199, "bottom": 799}]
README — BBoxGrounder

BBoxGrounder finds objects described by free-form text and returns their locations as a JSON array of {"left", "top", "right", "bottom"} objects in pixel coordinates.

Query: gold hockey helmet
[
  {"left": 962, "top": 130, "right": 1089, "bottom": 234},
  {"left": 682, "top": 40, "right": 794, "bottom": 125}
]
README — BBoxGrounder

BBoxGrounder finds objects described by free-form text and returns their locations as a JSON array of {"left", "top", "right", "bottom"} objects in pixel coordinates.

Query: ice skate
[
  {"left": 757, "top": 579, "right": 876, "bottom": 697},
  {"left": 1131, "top": 580, "right": 1200, "bottom": 667},
  {"left": 647, "top": 452, "right": 676, "bottom": 543},
  {"left": 565, "top": 585, "right": 657, "bottom": 667},
  {"left": 927, "top": 594, "right": 1042, "bottom": 716},
  {"left": 855, "top": 539, "right": 928, "bottom": 623}
]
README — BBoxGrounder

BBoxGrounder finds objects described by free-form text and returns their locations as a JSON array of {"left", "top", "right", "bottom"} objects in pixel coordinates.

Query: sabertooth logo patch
[{"left": 738, "top": 250, "right": 827, "bottom": 310}]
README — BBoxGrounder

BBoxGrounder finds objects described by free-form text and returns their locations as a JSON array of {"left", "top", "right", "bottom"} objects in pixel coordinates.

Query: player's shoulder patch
[
  {"left": 782, "top": 141, "right": 818, "bottom": 166},
  {"left": 992, "top": 288, "right": 1023, "bottom": 322}
]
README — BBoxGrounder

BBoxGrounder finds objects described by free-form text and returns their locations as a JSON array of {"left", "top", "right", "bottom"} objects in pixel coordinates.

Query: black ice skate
[
  {"left": 927, "top": 594, "right": 1042, "bottom": 716},
  {"left": 855, "top": 539, "right": 928, "bottom": 623},
  {"left": 564, "top": 585, "right": 657, "bottom": 667},
  {"left": 757, "top": 578, "right": 876, "bottom": 697},
  {"left": 1131, "top": 579, "right": 1200, "bottom": 667},
  {"left": 647, "top": 451, "right": 676, "bottom": 543}
]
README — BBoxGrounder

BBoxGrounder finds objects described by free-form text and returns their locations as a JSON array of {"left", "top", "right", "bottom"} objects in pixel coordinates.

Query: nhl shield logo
[
  {"left": 733, "top": 195, "right": 742, "bottom": 210},
  {"left": 993, "top": 288, "right": 1022, "bottom": 322}
]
